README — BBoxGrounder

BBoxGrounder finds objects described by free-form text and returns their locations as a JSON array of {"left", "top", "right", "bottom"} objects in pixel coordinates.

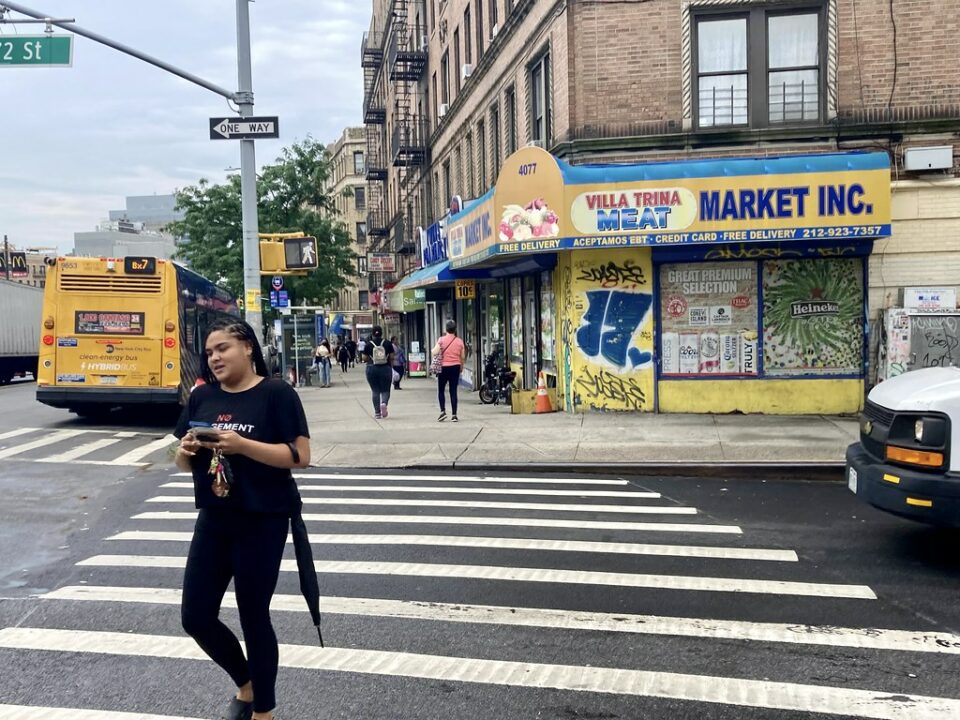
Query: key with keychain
[{"left": 207, "top": 447, "right": 234, "bottom": 498}]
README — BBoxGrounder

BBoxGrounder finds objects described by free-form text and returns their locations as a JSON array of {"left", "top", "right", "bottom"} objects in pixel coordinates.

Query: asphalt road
[{"left": 0, "top": 381, "right": 959, "bottom": 719}]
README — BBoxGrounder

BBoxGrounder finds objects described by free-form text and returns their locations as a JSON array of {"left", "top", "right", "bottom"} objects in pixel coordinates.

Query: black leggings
[
  {"left": 181, "top": 508, "right": 289, "bottom": 714},
  {"left": 438, "top": 365, "right": 461, "bottom": 415}
]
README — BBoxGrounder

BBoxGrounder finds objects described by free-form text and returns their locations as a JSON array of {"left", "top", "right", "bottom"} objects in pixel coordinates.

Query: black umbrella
[{"left": 291, "top": 502, "right": 324, "bottom": 647}]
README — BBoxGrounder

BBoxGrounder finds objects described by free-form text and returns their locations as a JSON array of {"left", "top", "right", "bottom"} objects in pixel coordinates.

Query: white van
[{"left": 847, "top": 367, "right": 960, "bottom": 526}]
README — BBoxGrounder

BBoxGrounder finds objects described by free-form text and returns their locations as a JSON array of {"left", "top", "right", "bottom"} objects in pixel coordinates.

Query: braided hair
[{"left": 200, "top": 318, "right": 270, "bottom": 384}]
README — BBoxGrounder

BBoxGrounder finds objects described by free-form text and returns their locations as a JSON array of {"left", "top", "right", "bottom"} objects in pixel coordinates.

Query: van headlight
[{"left": 915, "top": 419, "right": 925, "bottom": 443}]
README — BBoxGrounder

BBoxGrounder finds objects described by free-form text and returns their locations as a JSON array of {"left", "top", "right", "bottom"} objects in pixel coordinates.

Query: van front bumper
[{"left": 846, "top": 443, "right": 960, "bottom": 527}]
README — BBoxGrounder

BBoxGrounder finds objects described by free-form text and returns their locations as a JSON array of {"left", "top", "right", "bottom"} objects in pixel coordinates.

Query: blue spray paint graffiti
[{"left": 576, "top": 290, "right": 653, "bottom": 370}]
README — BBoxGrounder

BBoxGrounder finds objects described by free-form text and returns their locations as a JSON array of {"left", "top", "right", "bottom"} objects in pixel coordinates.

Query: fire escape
[
  {"left": 386, "top": 1, "right": 428, "bottom": 257},
  {"left": 362, "top": 29, "right": 389, "bottom": 249}
]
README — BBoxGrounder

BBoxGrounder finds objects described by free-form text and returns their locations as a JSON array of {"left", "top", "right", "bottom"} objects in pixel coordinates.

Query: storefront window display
[
  {"left": 539, "top": 270, "right": 556, "bottom": 373},
  {"left": 659, "top": 261, "right": 758, "bottom": 376},
  {"left": 762, "top": 258, "right": 864, "bottom": 377},
  {"left": 509, "top": 277, "right": 524, "bottom": 365}
]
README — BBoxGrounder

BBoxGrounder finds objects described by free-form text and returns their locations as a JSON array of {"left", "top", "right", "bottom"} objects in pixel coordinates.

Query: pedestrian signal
[{"left": 284, "top": 236, "right": 318, "bottom": 270}]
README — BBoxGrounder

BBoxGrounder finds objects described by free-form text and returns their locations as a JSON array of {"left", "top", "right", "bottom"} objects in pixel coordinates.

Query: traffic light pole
[
  {"left": 0, "top": 0, "right": 265, "bottom": 344},
  {"left": 235, "top": 0, "right": 263, "bottom": 343}
]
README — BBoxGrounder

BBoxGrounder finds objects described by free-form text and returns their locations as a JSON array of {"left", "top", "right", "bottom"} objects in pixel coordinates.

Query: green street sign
[{"left": 0, "top": 35, "right": 73, "bottom": 67}]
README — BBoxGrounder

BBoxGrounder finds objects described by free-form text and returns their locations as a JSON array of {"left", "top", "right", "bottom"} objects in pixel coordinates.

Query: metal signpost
[{"left": 0, "top": 0, "right": 270, "bottom": 344}]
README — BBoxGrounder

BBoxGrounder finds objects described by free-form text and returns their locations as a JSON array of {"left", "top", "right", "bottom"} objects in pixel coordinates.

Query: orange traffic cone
[{"left": 534, "top": 372, "right": 554, "bottom": 414}]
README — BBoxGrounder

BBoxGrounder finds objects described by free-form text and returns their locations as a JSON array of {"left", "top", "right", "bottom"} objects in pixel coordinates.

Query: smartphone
[{"left": 188, "top": 421, "right": 221, "bottom": 442}]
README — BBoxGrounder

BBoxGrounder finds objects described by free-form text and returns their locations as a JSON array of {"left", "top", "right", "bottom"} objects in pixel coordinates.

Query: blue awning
[{"left": 392, "top": 260, "right": 493, "bottom": 290}]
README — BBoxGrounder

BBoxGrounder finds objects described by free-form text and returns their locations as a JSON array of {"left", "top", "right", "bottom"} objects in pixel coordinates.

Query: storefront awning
[{"left": 446, "top": 148, "right": 892, "bottom": 269}]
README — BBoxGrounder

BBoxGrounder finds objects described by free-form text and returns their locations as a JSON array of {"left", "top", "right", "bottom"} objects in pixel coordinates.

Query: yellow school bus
[{"left": 36, "top": 256, "right": 239, "bottom": 416}]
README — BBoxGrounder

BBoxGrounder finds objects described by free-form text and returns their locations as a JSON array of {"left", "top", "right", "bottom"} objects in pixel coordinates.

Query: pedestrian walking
[
  {"left": 314, "top": 339, "right": 332, "bottom": 387},
  {"left": 433, "top": 320, "right": 466, "bottom": 422},
  {"left": 346, "top": 338, "right": 358, "bottom": 368},
  {"left": 337, "top": 343, "right": 349, "bottom": 373},
  {"left": 391, "top": 335, "right": 406, "bottom": 389},
  {"left": 173, "top": 318, "right": 313, "bottom": 720},
  {"left": 362, "top": 325, "right": 395, "bottom": 418}
]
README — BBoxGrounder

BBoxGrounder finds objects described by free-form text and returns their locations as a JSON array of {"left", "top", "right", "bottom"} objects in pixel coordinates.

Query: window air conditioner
[
  {"left": 490, "top": 23, "right": 499, "bottom": 40},
  {"left": 461, "top": 63, "right": 474, "bottom": 81},
  {"left": 418, "top": 34, "right": 429, "bottom": 52},
  {"left": 438, "top": 103, "right": 449, "bottom": 119}
]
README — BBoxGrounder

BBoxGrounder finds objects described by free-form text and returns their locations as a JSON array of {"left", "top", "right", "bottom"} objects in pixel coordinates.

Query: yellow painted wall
[
  {"left": 558, "top": 248, "right": 655, "bottom": 412},
  {"left": 658, "top": 379, "right": 864, "bottom": 414}
]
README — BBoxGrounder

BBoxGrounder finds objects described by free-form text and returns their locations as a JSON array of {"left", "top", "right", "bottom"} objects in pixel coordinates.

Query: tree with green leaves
[{"left": 169, "top": 137, "right": 357, "bottom": 308}]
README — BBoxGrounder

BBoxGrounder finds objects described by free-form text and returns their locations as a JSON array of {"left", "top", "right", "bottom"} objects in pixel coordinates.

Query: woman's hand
[
  {"left": 199, "top": 429, "right": 248, "bottom": 456},
  {"left": 178, "top": 434, "right": 202, "bottom": 458}
]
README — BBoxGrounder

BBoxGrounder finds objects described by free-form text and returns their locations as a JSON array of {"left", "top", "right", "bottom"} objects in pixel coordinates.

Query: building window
[
  {"left": 529, "top": 52, "right": 550, "bottom": 145},
  {"left": 490, "top": 0, "right": 498, "bottom": 32},
  {"left": 442, "top": 161, "right": 451, "bottom": 208},
  {"left": 476, "top": 0, "right": 485, "bottom": 60},
  {"left": 454, "top": 146, "right": 462, "bottom": 197},
  {"left": 359, "top": 290, "right": 370, "bottom": 310},
  {"left": 353, "top": 151, "right": 364, "bottom": 175},
  {"left": 433, "top": 170, "right": 441, "bottom": 218},
  {"left": 464, "top": 6, "right": 472, "bottom": 64},
  {"left": 430, "top": 0, "right": 435, "bottom": 31},
  {"left": 356, "top": 222, "right": 367, "bottom": 244},
  {"left": 477, "top": 119, "right": 487, "bottom": 191},
  {"left": 466, "top": 133, "right": 475, "bottom": 197},
  {"left": 454, "top": 27, "right": 461, "bottom": 93},
  {"left": 441, "top": 51, "right": 450, "bottom": 105},
  {"left": 432, "top": 72, "right": 439, "bottom": 124},
  {"left": 491, "top": 102, "right": 501, "bottom": 176},
  {"left": 358, "top": 255, "right": 368, "bottom": 275},
  {"left": 505, "top": 86, "right": 516, "bottom": 154},
  {"left": 354, "top": 186, "right": 366, "bottom": 211},
  {"left": 695, "top": 6, "right": 823, "bottom": 129}
]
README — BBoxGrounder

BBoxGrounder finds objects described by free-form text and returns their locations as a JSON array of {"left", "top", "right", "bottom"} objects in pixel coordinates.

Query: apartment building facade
[
  {"left": 364, "top": 0, "right": 960, "bottom": 413},
  {"left": 325, "top": 127, "right": 374, "bottom": 331}
]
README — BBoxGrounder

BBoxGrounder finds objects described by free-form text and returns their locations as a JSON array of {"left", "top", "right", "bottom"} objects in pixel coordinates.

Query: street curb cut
[{"left": 400, "top": 462, "right": 846, "bottom": 482}]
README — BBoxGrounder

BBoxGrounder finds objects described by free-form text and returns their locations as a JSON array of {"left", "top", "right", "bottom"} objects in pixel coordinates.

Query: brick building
[
  {"left": 363, "top": 0, "right": 960, "bottom": 411},
  {"left": 325, "top": 127, "right": 372, "bottom": 318}
]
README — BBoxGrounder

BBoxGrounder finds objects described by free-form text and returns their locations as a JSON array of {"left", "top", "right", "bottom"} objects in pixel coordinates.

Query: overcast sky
[{"left": 0, "top": 0, "right": 368, "bottom": 252}]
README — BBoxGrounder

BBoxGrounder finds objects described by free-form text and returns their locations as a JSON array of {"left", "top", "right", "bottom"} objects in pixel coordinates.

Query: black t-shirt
[
  {"left": 174, "top": 378, "right": 310, "bottom": 514},
  {"left": 362, "top": 338, "right": 395, "bottom": 362}
]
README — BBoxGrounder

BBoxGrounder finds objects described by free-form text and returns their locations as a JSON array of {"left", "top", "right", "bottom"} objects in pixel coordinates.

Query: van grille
[
  {"left": 863, "top": 400, "right": 896, "bottom": 427},
  {"left": 58, "top": 273, "right": 162, "bottom": 294}
]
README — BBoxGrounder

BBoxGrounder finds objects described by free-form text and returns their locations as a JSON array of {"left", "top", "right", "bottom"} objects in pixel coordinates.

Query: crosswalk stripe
[
  {"left": 144, "top": 495, "right": 697, "bottom": 515},
  {"left": 0, "top": 430, "right": 87, "bottom": 460},
  {"left": 106, "top": 531, "right": 796, "bottom": 561},
  {"left": 0, "top": 704, "right": 204, "bottom": 720},
  {"left": 0, "top": 428, "right": 40, "bottom": 442},
  {"left": 41, "top": 585, "right": 960, "bottom": 655},
  {"left": 171, "top": 471, "right": 633, "bottom": 486},
  {"left": 38, "top": 438, "right": 125, "bottom": 464},
  {"left": 110, "top": 435, "right": 176, "bottom": 466},
  {"left": 76, "top": 555, "right": 875, "bottom": 598},
  {"left": 131, "top": 511, "right": 742, "bottom": 534},
  {"left": 158, "top": 481, "right": 659, "bottom": 499},
  {"left": 0, "top": 627, "right": 954, "bottom": 718},
  {"left": 107, "top": 530, "right": 799, "bottom": 562}
]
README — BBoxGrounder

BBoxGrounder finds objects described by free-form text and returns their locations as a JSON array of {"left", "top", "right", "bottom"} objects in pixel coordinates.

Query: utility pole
[
  {"left": 235, "top": 0, "right": 263, "bottom": 342},
  {"left": 3, "top": 235, "right": 9, "bottom": 281},
  {"left": 0, "top": 0, "right": 265, "bottom": 343}
]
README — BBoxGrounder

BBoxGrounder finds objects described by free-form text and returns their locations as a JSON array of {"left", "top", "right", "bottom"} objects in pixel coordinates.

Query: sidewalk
[{"left": 298, "top": 367, "right": 860, "bottom": 473}]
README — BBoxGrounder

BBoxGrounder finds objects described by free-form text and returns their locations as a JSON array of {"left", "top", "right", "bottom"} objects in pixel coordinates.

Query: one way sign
[{"left": 209, "top": 116, "right": 280, "bottom": 140}]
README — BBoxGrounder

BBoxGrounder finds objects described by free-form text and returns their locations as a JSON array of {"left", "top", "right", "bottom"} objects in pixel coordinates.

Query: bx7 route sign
[
  {"left": 0, "top": 35, "right": 73, "bottom": 67},
  {"left": 209, "top": 116, "right": 279, "bottom": 140}
]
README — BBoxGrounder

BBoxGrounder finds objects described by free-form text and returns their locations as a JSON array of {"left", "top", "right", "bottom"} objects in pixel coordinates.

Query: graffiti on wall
[
  {"left": 566, "top": 249, "right": 655, "bottom": 412},
  {"left": 559, "top": 257, "right": 574, "bottom": 412}
]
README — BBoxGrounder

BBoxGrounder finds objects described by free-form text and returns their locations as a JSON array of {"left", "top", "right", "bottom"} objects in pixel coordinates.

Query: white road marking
[
  {"left": 106, "top": 531, "right": 796, "bottom": 561},
  {"left": 170, "top": 471, "right": 633, "bottom": 486},
  {"left": 158, "top": 481, "right": 658, "bottom": 499},
  {"left": 0, "top": 428, "right": 39, "bottom": 442},
  {"left": 76, "top": 555, "right": 875, "bottom": 598},
  {"left": 0, "top": 704, "right": 204, "bottom": 720},
  {"left": 38, "top": 438, "right": 124, "bottom": 464},
  {"left": 144, "top": 495, "right": 697, "bottom": 515},
  {"left": 131, "top": 510, "right": 742, "bottom": 534},
  {"left": 0, "top": 628, "right": 954, "bottom": 718},
  {"left": 109, "top": 435, "right": 176, "bottom": 466},
  {"left": 0, "top": 430, "right": 87, "bottom": 460},
  {"left": 41, "top": 584, "right": 960, "bottom": 655}
]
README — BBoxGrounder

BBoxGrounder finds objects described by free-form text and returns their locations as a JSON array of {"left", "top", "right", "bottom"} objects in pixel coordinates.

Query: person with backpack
[
  {"left": 336, "top": 343, "right": 349, "bottom": 374},
  {"left": 390, "top": 335, "right": 406, "bottom": 389},
  {"left": 362, "top": 326, "right": 395, "bottom": 419},
  {"left": 433, "top": 320, "right": 466, "bottom": 422}
]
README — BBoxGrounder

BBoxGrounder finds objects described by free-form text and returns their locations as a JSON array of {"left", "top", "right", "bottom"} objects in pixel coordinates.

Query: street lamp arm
[{"left": 0, "top": 0, "right": 240, "bottom": 103}]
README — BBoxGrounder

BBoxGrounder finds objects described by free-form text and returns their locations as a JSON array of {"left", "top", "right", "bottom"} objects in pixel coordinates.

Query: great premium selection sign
[{"left": 449, "top": 148, "right": 891, "bottom": 268}]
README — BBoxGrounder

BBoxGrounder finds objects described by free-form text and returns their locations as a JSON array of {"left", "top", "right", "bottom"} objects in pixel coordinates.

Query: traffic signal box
[{"left": 259, "top": 232, "right": 318, "bottom": 275}]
